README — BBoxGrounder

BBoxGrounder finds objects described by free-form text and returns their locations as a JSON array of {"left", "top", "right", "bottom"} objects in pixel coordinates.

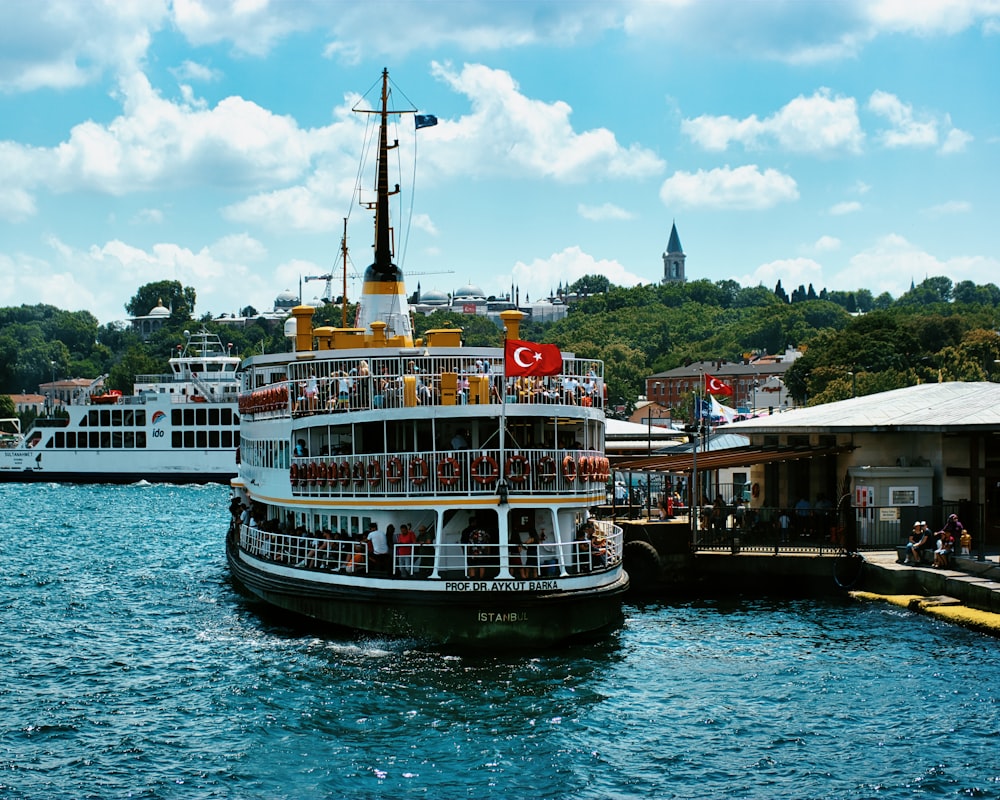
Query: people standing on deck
[
  {"left": 538, "top": 527, "right": 558, "bottom": 577},
  {"left": 415, "top": 524, "right": 434, "bottom": 574},
  {"left": 396, "top": 523, "right": 416, "bottom": 576},
  {"left": 366, "top": 522, "right": 389, "bottom": 573},
  {"left": 522, "top": 528, "right": 539, "bottom": 579}
]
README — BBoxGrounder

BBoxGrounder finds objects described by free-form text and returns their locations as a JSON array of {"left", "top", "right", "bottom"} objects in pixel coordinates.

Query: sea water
[{"left": 2, "top": 483, "right": 999, "bottom": 799}]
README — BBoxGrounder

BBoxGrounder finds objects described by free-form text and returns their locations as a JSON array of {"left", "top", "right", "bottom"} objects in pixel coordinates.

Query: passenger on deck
[
  {"left": 396, "top": 523, "right": 416, "bottom": 577},
  {"left": 366, "top": 522, "right": 389, "bottom": 573},
  {"left": 538, "top": 528, "right": 558, "bottom": 577},
  {"left": 522, "top": 529, "right": 539, "bottom": 579}
]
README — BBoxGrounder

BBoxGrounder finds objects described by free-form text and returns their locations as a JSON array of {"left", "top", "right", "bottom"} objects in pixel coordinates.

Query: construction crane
[{"left": 304, "top": 273, "right": 335, "bottom": 304}]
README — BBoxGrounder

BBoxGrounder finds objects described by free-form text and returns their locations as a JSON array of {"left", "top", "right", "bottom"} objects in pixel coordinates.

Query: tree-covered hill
[{"left": 3, "top": 275, "right": 998, "bottom": 417}]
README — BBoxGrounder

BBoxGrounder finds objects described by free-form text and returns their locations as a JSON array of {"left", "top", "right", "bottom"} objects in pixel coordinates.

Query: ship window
[
  {"left": 55, "top": 432, "right": 64, "bottom": 447},
  {"left": 136, "top": 432, "right": 146, "bottom": 448},
  {"left": 209, "top": 430, "right": 219, "bottom": 448},
  {"left": 194, "top": 430, "right": 204, "bottom": 448},
  {"left": 77, "top": 433, "right": 87, "bottom": 448},
  {"left": 222, "top": 409, "right": 233, "bottom": 425},
  {"left": 221, "top": 430, "right": 231, "bottom": 448},
  {"left": 197, "top": 409, "right": 207, "bottom": 426},
  {"left": 136, "top": 411, "right": 146, "bottom": 426},
  {"left": 172, "top": 409, "right": 181, "bottom": 426},
  {"left": 112, "top": 410, "right": 122, "bottom": 426},
  {"left": 112, "top": 431, "right": 124, "bottom": 448},
  {"left": 184, "top": 430, "right": 195, "bottom": 448},
  {"left": 124, "top": 432, "right": 135, "bottom": 448},
  {"left": 89, "top": 432, "right": 99, "bottom": 447},
  {"left": 209, "top": 408, "right": 219, "bottom": 426},
  {"left": 100, "top": 410, "right": 111, "bottom": 427},
  {"left": 66, "top": 432, "right": 75, "bottom": 447},
  {"left": 172, "top": 431, "right": 182, "bottom": 448},
  {"left": 100, "top": 432, "right": 111, "bottom": 448},
  {"left": 184, "top": 408, "right": 195, "bottom": 426},
  {"left": 123, "top": 410, "right": 134, "bottom": 426}
]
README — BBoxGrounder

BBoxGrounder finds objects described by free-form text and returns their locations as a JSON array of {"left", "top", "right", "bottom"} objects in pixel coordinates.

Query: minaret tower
[{"left": 661, "top": 221, "right": 686, "bottom": 284}]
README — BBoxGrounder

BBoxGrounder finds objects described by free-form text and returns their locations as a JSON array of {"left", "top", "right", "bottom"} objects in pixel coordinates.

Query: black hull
[
  {"left": 0, "top": 470, "right": 235, "bottom": 485},
  {"left": 227, "top": 537, "right": 628, "bottom": 647}
]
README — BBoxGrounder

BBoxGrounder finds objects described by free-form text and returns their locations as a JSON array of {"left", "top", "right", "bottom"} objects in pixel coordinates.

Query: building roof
[
  {"left": 665, "top": 221, "right": 683, "bottom": 254},
  {"left": 723, "top": 381, "right": 1000, "bottom": 434},
  {"left": 651, "top": 358, "right": 794, "bottom": 380}
]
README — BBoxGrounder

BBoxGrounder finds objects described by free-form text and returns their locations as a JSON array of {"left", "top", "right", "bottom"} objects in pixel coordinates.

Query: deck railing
[
  {"left": 240, "top": 355, "right": 606, "bottom": 419},
  {"left": 239, "top": 522, "right": 623, "bottom": 579},
  {"left": 288, "top": 448, "right": 609, "bottom": 497}
]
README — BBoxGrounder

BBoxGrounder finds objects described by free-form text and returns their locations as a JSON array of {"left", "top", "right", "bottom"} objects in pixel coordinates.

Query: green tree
[
  {"left": 568, "top": 274, "right": 611, "bottom": 295},
  {"left": 125, "top": 280, "right": 197, "bottom": 321}
]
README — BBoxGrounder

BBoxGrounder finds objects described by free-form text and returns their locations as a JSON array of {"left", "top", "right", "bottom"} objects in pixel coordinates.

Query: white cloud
[
  {"left": 924, "top": 200, "right": 972, "bottom": 216},
  {"left": 578, "top": 202, "right": 633, "bottom": 221},
  {"left": 170, "top": 59, "right": 222, "bottom": 83},
  {"left": 682, "top": 89, "right": 864, "bottom": 154},
  {"left": 867, "top": 90, "right": 966, "bottom": 150},
  {"left": 0, "top": 187, "right": 37, "bottom": 222},
  {"left": 941, "top": 126, "right": 973, "bottom": 154},
  {"left": 814, "top": 235, "right": 841, "bottom": 252},
  {"left": 831, "top": 233, "right": 1000, "bottom": 298},
  {"left": 742, "top": 257, "right": 825, "bottom": 293},
  {"left": 659, "top": 165, "right": 799, "bottom": 210},
  {"left": 425, "top": 62, "right": 664, "bottom": 182},
  {"left": 508, "top": 246, "right": 643, "bottom": 302},
  {"left": 829, "top": 201, "right": 862, "bottom": 215},
  {"left": 0, "top": 0, "right": 166, "bottom": 92},
  {"left": 130, "top": 207, "right": 164, "bottom": 224}
]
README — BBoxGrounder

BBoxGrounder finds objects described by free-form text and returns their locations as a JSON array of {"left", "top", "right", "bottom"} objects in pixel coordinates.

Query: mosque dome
[
  {"left": 148, "top": 300, "right": 170, "bottom": 317},
  {"left": 420, "top": 289, "right": 450, "bottom": 305},
  {"left": 453, "top": 283, "right": 486, "bottom": 300},
  {"left": 274, "top": 289, "right": 298, "bottom": 310}
]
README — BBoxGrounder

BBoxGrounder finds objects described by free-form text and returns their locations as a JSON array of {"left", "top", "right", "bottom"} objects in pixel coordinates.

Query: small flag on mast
[{"left": 415, "top": 114, "right": 438, "bottom": 129}]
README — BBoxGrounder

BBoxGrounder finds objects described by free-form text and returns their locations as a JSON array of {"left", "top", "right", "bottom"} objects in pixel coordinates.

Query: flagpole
[
  {"left": 498, "top": 328, "right": 509, "bottom": 506},
  {"left": 692, "top": 370, "right": 701, "bottom": 544}
]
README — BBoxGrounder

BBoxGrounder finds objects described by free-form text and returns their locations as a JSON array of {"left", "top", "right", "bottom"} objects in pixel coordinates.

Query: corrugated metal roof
[
  {"left": 614, "top": 444, "right": 853, "bottom": 473},
  {"left": 721, "top": 381, "right": 1000, "bottom": 433}
]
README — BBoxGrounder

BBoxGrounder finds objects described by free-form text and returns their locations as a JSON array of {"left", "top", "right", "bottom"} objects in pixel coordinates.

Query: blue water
[{"left": 2, "top": 484, "right": 999, "bottom": 799}]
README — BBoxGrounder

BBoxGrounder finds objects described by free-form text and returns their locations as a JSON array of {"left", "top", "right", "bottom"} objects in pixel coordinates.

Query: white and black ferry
[
  {"left": 0, "top": 328, "right": 240, "bottom": 484},
  {"left": 225, "top": 70, "right": 627, "bottom": 646}
]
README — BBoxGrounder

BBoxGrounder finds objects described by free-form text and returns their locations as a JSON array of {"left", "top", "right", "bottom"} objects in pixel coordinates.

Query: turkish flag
[
  {"left": 505, "top": 338, "right": 563, "bottom": 377},
  {"left": 705, "top": 373, "right": 733, "bottom": 396}
]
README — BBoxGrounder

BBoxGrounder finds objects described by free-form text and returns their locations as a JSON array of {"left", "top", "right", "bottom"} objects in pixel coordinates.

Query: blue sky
[{"left": 1, "top": 0, "right": 998, "bottom": 325}]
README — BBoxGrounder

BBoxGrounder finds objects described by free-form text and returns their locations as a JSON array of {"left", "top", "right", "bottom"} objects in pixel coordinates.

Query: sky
[{"left": 1, "top": 0, "right": 998, "bottom": 326}]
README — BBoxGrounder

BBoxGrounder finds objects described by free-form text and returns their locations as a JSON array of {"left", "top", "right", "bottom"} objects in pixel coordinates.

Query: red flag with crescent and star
[
  {"left": 704, "top": 373, "right": 733, "bottom": 396},
  {"left": 505, "top": 338, "right": 563, "bottom": 377}
]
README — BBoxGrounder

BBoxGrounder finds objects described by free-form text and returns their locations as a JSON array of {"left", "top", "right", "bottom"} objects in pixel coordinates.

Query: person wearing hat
[{"left": 906, "top": 521, "right": 932, "bottom": 565}]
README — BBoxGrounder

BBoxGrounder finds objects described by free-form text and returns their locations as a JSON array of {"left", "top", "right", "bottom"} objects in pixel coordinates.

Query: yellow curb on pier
[{"left": 850, "top": 591, "right": 1000, "bottom": 637}]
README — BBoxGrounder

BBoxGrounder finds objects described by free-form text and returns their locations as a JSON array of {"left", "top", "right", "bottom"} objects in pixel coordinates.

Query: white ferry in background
[
  {"left": 0, "top": 328, "right": 240, "bottom": 484},
  {"left": 225, "top": 70, "right": 628, "bottom": 647}
]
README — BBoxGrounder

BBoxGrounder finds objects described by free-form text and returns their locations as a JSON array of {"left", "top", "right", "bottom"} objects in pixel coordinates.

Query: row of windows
[
  {"left": 47, "top": 430, "right": 239, "bottom": 449},
  {"left": 78, "top": 407, "right": 239, "bottom": 428}
]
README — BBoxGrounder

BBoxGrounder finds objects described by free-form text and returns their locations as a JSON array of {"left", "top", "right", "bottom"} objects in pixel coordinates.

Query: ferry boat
[
  {"left": 225, "top": 70, "right": 628, "bottom": 646},
  {"left": 0, "top": 328, "right": 240, "bottom": 484}
]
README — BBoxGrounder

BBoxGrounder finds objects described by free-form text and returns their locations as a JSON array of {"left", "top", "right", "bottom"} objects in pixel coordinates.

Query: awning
[{"left": 611, "top": 444, "right": 853, "bottom": 474}]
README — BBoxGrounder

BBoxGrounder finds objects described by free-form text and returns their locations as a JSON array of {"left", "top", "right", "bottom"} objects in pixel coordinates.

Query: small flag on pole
[
  {"left": 705, "top": 373, "right": 733, "bottom": 396},
  {"left": 505, "top": 339, "right": 562, "bottom": 377},
  {"left": 415, "top": 114, "right": 438, "bottom": 129}
]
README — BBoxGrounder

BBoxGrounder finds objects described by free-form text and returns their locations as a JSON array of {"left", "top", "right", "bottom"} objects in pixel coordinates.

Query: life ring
[
  {"left": 536, "top": 455, "right": 556, "bottom": 484},
  {"left": 290, "top": 462, "right": 299, "bottom": 485},
  {"left": 317, "top": 461, "right": 328, "bottom": 486},
  {"left": 385, "top": 456, "right": 403, "bottom": 484},
  {"left": 578, "top": 456, "right": 590, "bottom": 481},
  {"left": 352, "top": 460, "right": 366, "bottom": 484},
  {"left": 338, "top": 460, "right": 351, "bottom": 486},
  {"left": 562, "top": 455, "right": 576, "bottom": 483},
  {"left": 409, "top": 456, "right": 429, "bottom": 486},
  {"left": 437, "top": 456, "right": 460, "bottom": 486},
  {"left": 751, "top": 482, "right": 760, "bottom": 499},
  {"left": 367, "top": 459, "right": 382, "bottom": 484},
  {"left": 623, "top": 539, "right": 661, "bottom": 592},
  {"left": 471, "top": 455, "right": 499, "bottom": 485},
  {"left": 306, "top": 461, "right": 317, "bottom": 483},
  {"left": 505, "top": 453, "right": 530, "bottom": 484}
]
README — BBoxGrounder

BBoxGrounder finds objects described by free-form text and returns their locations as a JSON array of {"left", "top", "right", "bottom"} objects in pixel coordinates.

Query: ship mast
[{"left": 353, "top": 68, "right": 413, "bottom": 344}]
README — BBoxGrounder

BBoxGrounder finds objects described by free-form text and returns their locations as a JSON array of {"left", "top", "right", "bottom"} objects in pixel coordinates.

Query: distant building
[
  {"left": 661, "top": 221, "right": 686, "bottom": 284},
  {"left": 131, "top": 299, "right": 171, "bottom": 338},
  {"left": 646, "top": 348, "right": 803, "bottom": 417}
]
